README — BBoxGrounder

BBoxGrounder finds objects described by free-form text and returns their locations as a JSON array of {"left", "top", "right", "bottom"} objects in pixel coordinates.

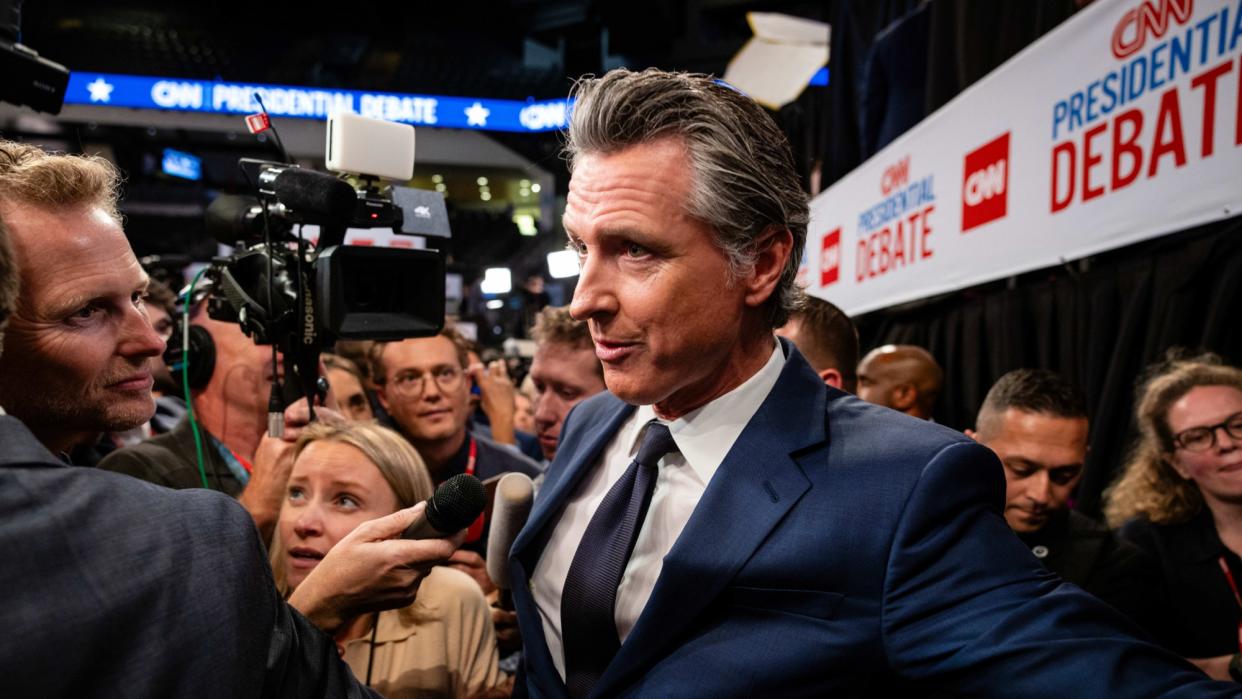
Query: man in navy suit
[{"left": 507, "top": 68, "right": 1239, "bottom": 697}]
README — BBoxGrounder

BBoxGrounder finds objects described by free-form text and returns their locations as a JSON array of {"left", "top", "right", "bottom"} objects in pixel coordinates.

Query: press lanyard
[
  {"left": 1218, "top": 555, "right": 1242, "bottom": 653},
  {"left": 463, "top": 438, "right": 485, "bottom": 543},
  {"left": 212, "top": 439, "right": 253, "bottom": 486}
]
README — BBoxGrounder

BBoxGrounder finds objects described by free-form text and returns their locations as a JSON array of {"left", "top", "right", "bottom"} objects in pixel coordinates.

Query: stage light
[
  {"left": 481, "top": 267, "right": 512, "bottom": 294},
  {"left": 486, "top": 299, "right": 504, "bottom": 310},
  {"left": 547, "top": 249, "right": 580, "bottom": 279}
]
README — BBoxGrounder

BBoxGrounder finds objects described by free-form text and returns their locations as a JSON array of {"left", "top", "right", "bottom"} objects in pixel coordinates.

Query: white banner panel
[{"left": 803, "top": 0, "right": 1242, "bottom": 316}]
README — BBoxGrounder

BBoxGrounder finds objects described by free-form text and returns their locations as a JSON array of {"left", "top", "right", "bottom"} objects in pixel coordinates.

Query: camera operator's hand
[
  {"left": 470, "top": 360, "right": 517, "bottom": 446},
  {"left": 288, "top": 502, "right": 464, "bottom": 635},
  {"left": 239, "top": 397, "right": 346, "bottom": 545},
  {"left": 281, "top": 396, "right": 346, "bottom": 441}
]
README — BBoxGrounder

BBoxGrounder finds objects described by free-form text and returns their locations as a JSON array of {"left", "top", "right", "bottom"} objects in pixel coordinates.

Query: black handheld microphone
[
  {"left": 486, "top": 472, "right": 535, "bottom": 610},
  {"left": 402, "top": 473, "right": 487, "bottom": 540}
]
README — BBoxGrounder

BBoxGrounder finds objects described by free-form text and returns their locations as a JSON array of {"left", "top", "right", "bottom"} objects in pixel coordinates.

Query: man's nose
[
  {"left": 1026, "top": 471, "right": 1052, "bottom": 506},
  {"left": 534, "top": 392, "right": 559, "bottom": 430},
  {"left": 124, "top": 305, "right": 166, "bottom": 359},
  {"left": 569, "top": 255, "right": 618, "bottom": 321}
]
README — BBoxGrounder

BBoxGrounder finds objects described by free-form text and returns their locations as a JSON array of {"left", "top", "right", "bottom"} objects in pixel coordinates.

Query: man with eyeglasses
[
  {"left": 374, "top": 328, "right": 541, "bottom": 558},
  {"left": 967, "top": 369, "right": 1161, "bottom": 635}
]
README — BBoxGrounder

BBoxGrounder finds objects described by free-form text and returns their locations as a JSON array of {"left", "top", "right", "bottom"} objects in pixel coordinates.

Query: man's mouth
[
  {"left": 107, "top": 371, "right": 154, "bottom": 391},
  {"left": 593, "top": 338, "right": 639, "bottom": 363}
]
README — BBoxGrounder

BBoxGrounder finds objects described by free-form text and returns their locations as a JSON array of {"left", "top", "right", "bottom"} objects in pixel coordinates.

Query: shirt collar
[{"left": 625, "top": 338, "right": 785, "bottom": 484}]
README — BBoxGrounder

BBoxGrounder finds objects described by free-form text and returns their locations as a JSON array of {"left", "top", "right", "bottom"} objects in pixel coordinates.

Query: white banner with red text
[{"left": 802, "top": 0, "right": 1242, "bottom": 316}]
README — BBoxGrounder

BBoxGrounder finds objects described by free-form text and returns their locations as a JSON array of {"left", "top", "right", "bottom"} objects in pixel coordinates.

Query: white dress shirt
[{"left": 531, "top": 339, "right": 785, "bottom": 680}]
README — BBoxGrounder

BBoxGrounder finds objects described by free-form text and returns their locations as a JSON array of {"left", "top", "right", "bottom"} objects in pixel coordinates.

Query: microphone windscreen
[
  {"left": 272, "top": 168, "right": 357, "bottom": 223},
  {"left": 486, "top": 473, "right": 535, "bottom": 589},
  {"left": 205, "top": 194, "right": 262, "bottom": 245},
  {"left": 425, "top": 473, "right": 487, "bottom": 534}
]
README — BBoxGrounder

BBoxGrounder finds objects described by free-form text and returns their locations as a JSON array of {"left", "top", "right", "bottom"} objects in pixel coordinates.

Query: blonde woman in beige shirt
[{"left": 272, "top": 420, "right": 504, "bottom": 698}]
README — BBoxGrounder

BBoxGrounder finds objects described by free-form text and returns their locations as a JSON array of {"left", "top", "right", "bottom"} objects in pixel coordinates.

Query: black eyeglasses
[{"left": 1172, "top": 411, "right": 1242, "bottom": 452}]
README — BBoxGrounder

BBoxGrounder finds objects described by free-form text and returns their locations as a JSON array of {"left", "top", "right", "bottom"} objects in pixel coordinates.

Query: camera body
[{"left": 202, "top": 113, "right": 447, "bottom": 405}]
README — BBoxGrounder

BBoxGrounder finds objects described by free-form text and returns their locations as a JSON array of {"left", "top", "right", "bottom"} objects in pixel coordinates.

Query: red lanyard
[
  {"left": 463, "top": 438, "right": 485, "bottom": 543},
  {"left": 464, "top": 437, "right": 477, "bottom": 476},
  {"left": 1218, "top": 555, "right": 1242, "bottom": 653}
]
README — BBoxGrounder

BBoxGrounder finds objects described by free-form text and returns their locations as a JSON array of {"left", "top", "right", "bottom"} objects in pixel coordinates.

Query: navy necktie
[{"left": 561, "top": 421, "right": 679, "bottom": 699}]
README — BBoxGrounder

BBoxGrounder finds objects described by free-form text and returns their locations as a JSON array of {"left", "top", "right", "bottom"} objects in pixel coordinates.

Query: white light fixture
[
  {"left": 435, "top": 183, "right": 447, "bottom": 192},
  {"left": 486, "top": 299, "right": 504, "bottom": 310},
  {"left": 547, "top": 249, "right": 580, "bottom": 279},
  {"left": 481, "top": 267, "right": 512, "bottom": 294},
  {"left": 530, "top": 183, "right": 542, "bottom": 193},
  {"left": 477, "top": 176, "right": 489, "bottom": 186},
  {"left": 480, "top": 191, "right": 492, "bottom": 201},
  {"left": 514, "top": 214, "right": 537, "bottom": 236},
  {"left": 432, "top": 174, "right": 443, "bottom": 183}
]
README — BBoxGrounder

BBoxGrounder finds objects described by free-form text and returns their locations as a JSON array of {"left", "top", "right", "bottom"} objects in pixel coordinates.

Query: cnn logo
[
  {"left": 962, "top": 132, "right": 1010, "bottom": 233},
  {"left": 820, "top": 228, "right": 841, "bottom": 286}
]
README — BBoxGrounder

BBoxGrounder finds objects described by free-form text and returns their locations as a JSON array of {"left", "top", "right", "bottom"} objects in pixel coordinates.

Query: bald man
[{"left": 856, "top": 344, "right": 943, "bottom": 419}]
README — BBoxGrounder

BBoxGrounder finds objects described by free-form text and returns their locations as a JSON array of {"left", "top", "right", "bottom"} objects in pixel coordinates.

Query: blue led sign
[{"left": 66, "top": 73, "right": 571, "bottom": 133}]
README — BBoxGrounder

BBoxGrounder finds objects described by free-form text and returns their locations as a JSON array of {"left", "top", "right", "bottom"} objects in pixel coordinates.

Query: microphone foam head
[
  {"left": 426, "top": 473, "right": 487, "bottom": 533},
  {"left": 272, "top": 169, "right": 357, "bottom": 223},
  {"left": 486, "top": 472, "right": 535, "bottom": 589}
]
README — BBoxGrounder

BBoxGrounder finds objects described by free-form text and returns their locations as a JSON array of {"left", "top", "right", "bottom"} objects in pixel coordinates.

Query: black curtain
[
  {"left": 824, "top": 0, "right": 1084, "bottom": 187},
  {"left": 855, "top": 214, "right": 1242, "bottom": 517}
]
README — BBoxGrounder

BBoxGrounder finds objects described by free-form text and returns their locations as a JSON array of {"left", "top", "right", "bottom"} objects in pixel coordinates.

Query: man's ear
[
  {"left": 819, "top": 368, "right": 844, "bottom": 390},
  {"left": 743, "top": 227, "right": 794, "bottom": 310},
  {"left": 891, "top": 384, "right": 917, "bottom": 411},
  {"left": 376, "top": 384, "right": 391, "bottom": 411},
  {"left": 964, "top": 428, "right": 979, "bottom": 442}
]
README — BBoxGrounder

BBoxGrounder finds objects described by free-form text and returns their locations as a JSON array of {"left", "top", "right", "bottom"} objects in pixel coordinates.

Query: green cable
[{"left": 181, "top": 267, "right": 210, "bottom": 490}]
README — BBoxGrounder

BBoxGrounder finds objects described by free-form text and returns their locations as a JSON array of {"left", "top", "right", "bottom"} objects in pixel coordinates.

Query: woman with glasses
[{"left": 1104, "top": 352, "right": 1242, "bottom": 682}]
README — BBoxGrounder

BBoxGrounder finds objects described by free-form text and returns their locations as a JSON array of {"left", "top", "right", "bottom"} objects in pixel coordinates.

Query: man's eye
[
  {"left": 568, "top": 240, "right": 586, "bottom": 256},
  {"left": 73, "top": 305, "right": 101, "bottom": 320},
  {"left": 625, "top": 243, "right": 648, "bottom": 257}
]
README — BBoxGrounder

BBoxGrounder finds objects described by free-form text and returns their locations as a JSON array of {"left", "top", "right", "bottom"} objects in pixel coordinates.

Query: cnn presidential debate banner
[{"left": 803, "top": 0, "right": 1242, "bottom": 316}]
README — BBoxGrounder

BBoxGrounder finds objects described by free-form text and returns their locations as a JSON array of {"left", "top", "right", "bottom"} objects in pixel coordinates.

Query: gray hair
[{"left": 564, "top": 68, "right": 808, "bottom": 327}]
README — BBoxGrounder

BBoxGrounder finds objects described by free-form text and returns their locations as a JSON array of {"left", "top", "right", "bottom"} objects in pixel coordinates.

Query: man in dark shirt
[{"left": 967, "top": 368, "right": 1160, "bottom": 633}]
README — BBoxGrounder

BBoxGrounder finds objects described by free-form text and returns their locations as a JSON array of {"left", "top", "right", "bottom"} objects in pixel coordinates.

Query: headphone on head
[{"left": 164, "top": 288, "right": 217, "bottom": 391}]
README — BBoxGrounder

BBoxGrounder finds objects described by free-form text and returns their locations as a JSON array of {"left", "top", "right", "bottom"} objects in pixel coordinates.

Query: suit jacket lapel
[
  {"left": 513, "top": 394, "right": 635, "bottom": 563},
  {"left": 593, "top": 346, "right": 829, "bottom": 696},
  {"left": 510, "top": 394, "right": 635, "bottom": 699}
]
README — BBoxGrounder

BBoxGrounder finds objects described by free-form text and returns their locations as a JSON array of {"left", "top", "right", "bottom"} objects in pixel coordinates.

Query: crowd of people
[{"left": 1, "top": 67, "right": 1241, "bottom": 697}]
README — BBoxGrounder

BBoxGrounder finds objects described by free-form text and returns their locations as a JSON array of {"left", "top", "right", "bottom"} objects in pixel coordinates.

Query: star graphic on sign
[
  {"left": 86, "top": 77, "right": 114, "bottom": 103},
  {"left": 464, "top": 101, "right": 490, "bottom": 127}
]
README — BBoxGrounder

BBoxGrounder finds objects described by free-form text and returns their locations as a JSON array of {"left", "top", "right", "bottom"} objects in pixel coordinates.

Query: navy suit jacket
[
  {"left": 0, "top": 415, "right": 372, "bottom": 698},
  {"left": 509, "top": 343, "right": 1238, "bottom": 698}
]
